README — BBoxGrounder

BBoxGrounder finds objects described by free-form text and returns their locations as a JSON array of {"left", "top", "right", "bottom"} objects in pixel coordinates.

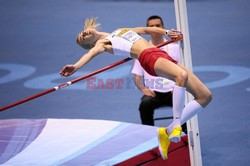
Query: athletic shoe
[
  {"left": 157, "top": 127, "right": 170, "bottom": 160},
  {"left": 169, "top": 126, "right": 182, "bottom": 143}
]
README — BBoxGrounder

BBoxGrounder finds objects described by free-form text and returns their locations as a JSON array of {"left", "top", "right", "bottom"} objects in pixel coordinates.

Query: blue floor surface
[{"left": 0, "top": 0, "right": 250, "bottom": 165}]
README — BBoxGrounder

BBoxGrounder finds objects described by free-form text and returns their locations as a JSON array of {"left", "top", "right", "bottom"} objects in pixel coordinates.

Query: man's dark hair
[{"left": 146, "top": 15, "right": 164, "bottom": 27}]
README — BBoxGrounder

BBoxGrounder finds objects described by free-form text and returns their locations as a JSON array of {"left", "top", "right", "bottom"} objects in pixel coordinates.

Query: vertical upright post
[{"left": 174, "top": 0, "right": 203, "bottom": 166}]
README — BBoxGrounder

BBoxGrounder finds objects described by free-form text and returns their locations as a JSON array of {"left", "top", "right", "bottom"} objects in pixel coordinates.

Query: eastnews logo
[{"left": 85, "top": 76, "right": 173, "bottom": 90}]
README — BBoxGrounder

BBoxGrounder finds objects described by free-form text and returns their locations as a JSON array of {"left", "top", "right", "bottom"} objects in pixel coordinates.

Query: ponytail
[{"left": 84, "top": 17, "right": 100, "bottom": 30}]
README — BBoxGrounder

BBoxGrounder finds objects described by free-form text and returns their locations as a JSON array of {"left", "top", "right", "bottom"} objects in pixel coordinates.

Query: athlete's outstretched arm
[
  {"left": 131, "top": 27, "right": 183, "bottom": 42},
  {"left": 60, "top": 42, "right": 105, "bottom": 77}
]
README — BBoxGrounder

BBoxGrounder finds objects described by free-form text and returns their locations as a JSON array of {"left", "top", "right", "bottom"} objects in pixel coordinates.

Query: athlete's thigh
[{"left": 154, "top": 58, "right": 184, "bottom": 81}]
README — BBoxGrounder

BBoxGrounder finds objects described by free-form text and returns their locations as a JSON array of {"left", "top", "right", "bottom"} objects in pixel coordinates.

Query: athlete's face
[{"left": 77, "top": 29, "right": 96, "bottom": 49}]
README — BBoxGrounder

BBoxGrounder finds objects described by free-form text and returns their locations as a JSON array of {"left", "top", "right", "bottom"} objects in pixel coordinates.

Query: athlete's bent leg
[{"left": 154, "top": 58, "right": 188, "bottom": 142}]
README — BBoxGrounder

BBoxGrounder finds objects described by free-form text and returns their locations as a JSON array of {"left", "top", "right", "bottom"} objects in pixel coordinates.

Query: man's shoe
[
  {"left": 169, "top": 126, "right": 182, "bottom": 143},
  {"left": 157, "top": 127, "right": 170, "bottom": 160}
]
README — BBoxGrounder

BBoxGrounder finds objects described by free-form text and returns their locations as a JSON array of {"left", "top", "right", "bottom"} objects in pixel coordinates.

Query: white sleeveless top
[{"left": 105, "top": 29, "right": 142, "bottom": 57}]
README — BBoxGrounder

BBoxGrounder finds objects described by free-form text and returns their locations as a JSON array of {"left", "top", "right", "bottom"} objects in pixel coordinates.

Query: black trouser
[{"left": 139, "top": 91, "right": 187, "bottom": 133}]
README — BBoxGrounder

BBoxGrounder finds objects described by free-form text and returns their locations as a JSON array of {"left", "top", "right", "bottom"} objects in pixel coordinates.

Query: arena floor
[{"left": 0, "top": 0, "right": 250, "bottom": 165}]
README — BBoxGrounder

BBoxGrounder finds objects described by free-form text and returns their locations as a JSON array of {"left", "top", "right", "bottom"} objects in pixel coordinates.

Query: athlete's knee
[
  {"left": 175, "top": 70, "right": 188, "bottom": 86},
  {"left": 205, "top": 89, "right": 212, "bottom": 105},
  {"left": 200, "top": 89, "right": 212, "bottom": 108}
]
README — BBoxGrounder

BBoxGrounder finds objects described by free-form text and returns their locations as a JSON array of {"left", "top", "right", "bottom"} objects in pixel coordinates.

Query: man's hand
[{"left": 142, "top": 89, "right": 156, "bottom": 97}]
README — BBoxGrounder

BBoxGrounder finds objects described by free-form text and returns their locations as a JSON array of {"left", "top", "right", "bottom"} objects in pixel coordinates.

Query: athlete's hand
[
  {"left": 167, "top": 30, "right": 183, "bottom": 42},
  {"left": 60, "top": 65, "right": 78, "bottom": 77}
]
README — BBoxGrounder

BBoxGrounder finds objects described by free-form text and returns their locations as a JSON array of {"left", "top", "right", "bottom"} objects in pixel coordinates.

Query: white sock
[
  {"left": 167, "top": 100, "right": 203, "bottom": 134},
  {"left": 172, "top": 85, "right": 186, "bottom": 128}
]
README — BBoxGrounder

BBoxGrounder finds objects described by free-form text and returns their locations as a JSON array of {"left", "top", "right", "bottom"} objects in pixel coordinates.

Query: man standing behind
[{"left": 131, "top": 15, "right": 185, "bottom": 131}]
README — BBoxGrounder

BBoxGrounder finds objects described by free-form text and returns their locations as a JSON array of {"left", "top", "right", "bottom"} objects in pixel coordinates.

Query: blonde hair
[
  {"left": 84, "top": 17, "right": 100, "bottom": 30},
  {"left": 77, "top": 17, "right": 100, "bottom": 49}
]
